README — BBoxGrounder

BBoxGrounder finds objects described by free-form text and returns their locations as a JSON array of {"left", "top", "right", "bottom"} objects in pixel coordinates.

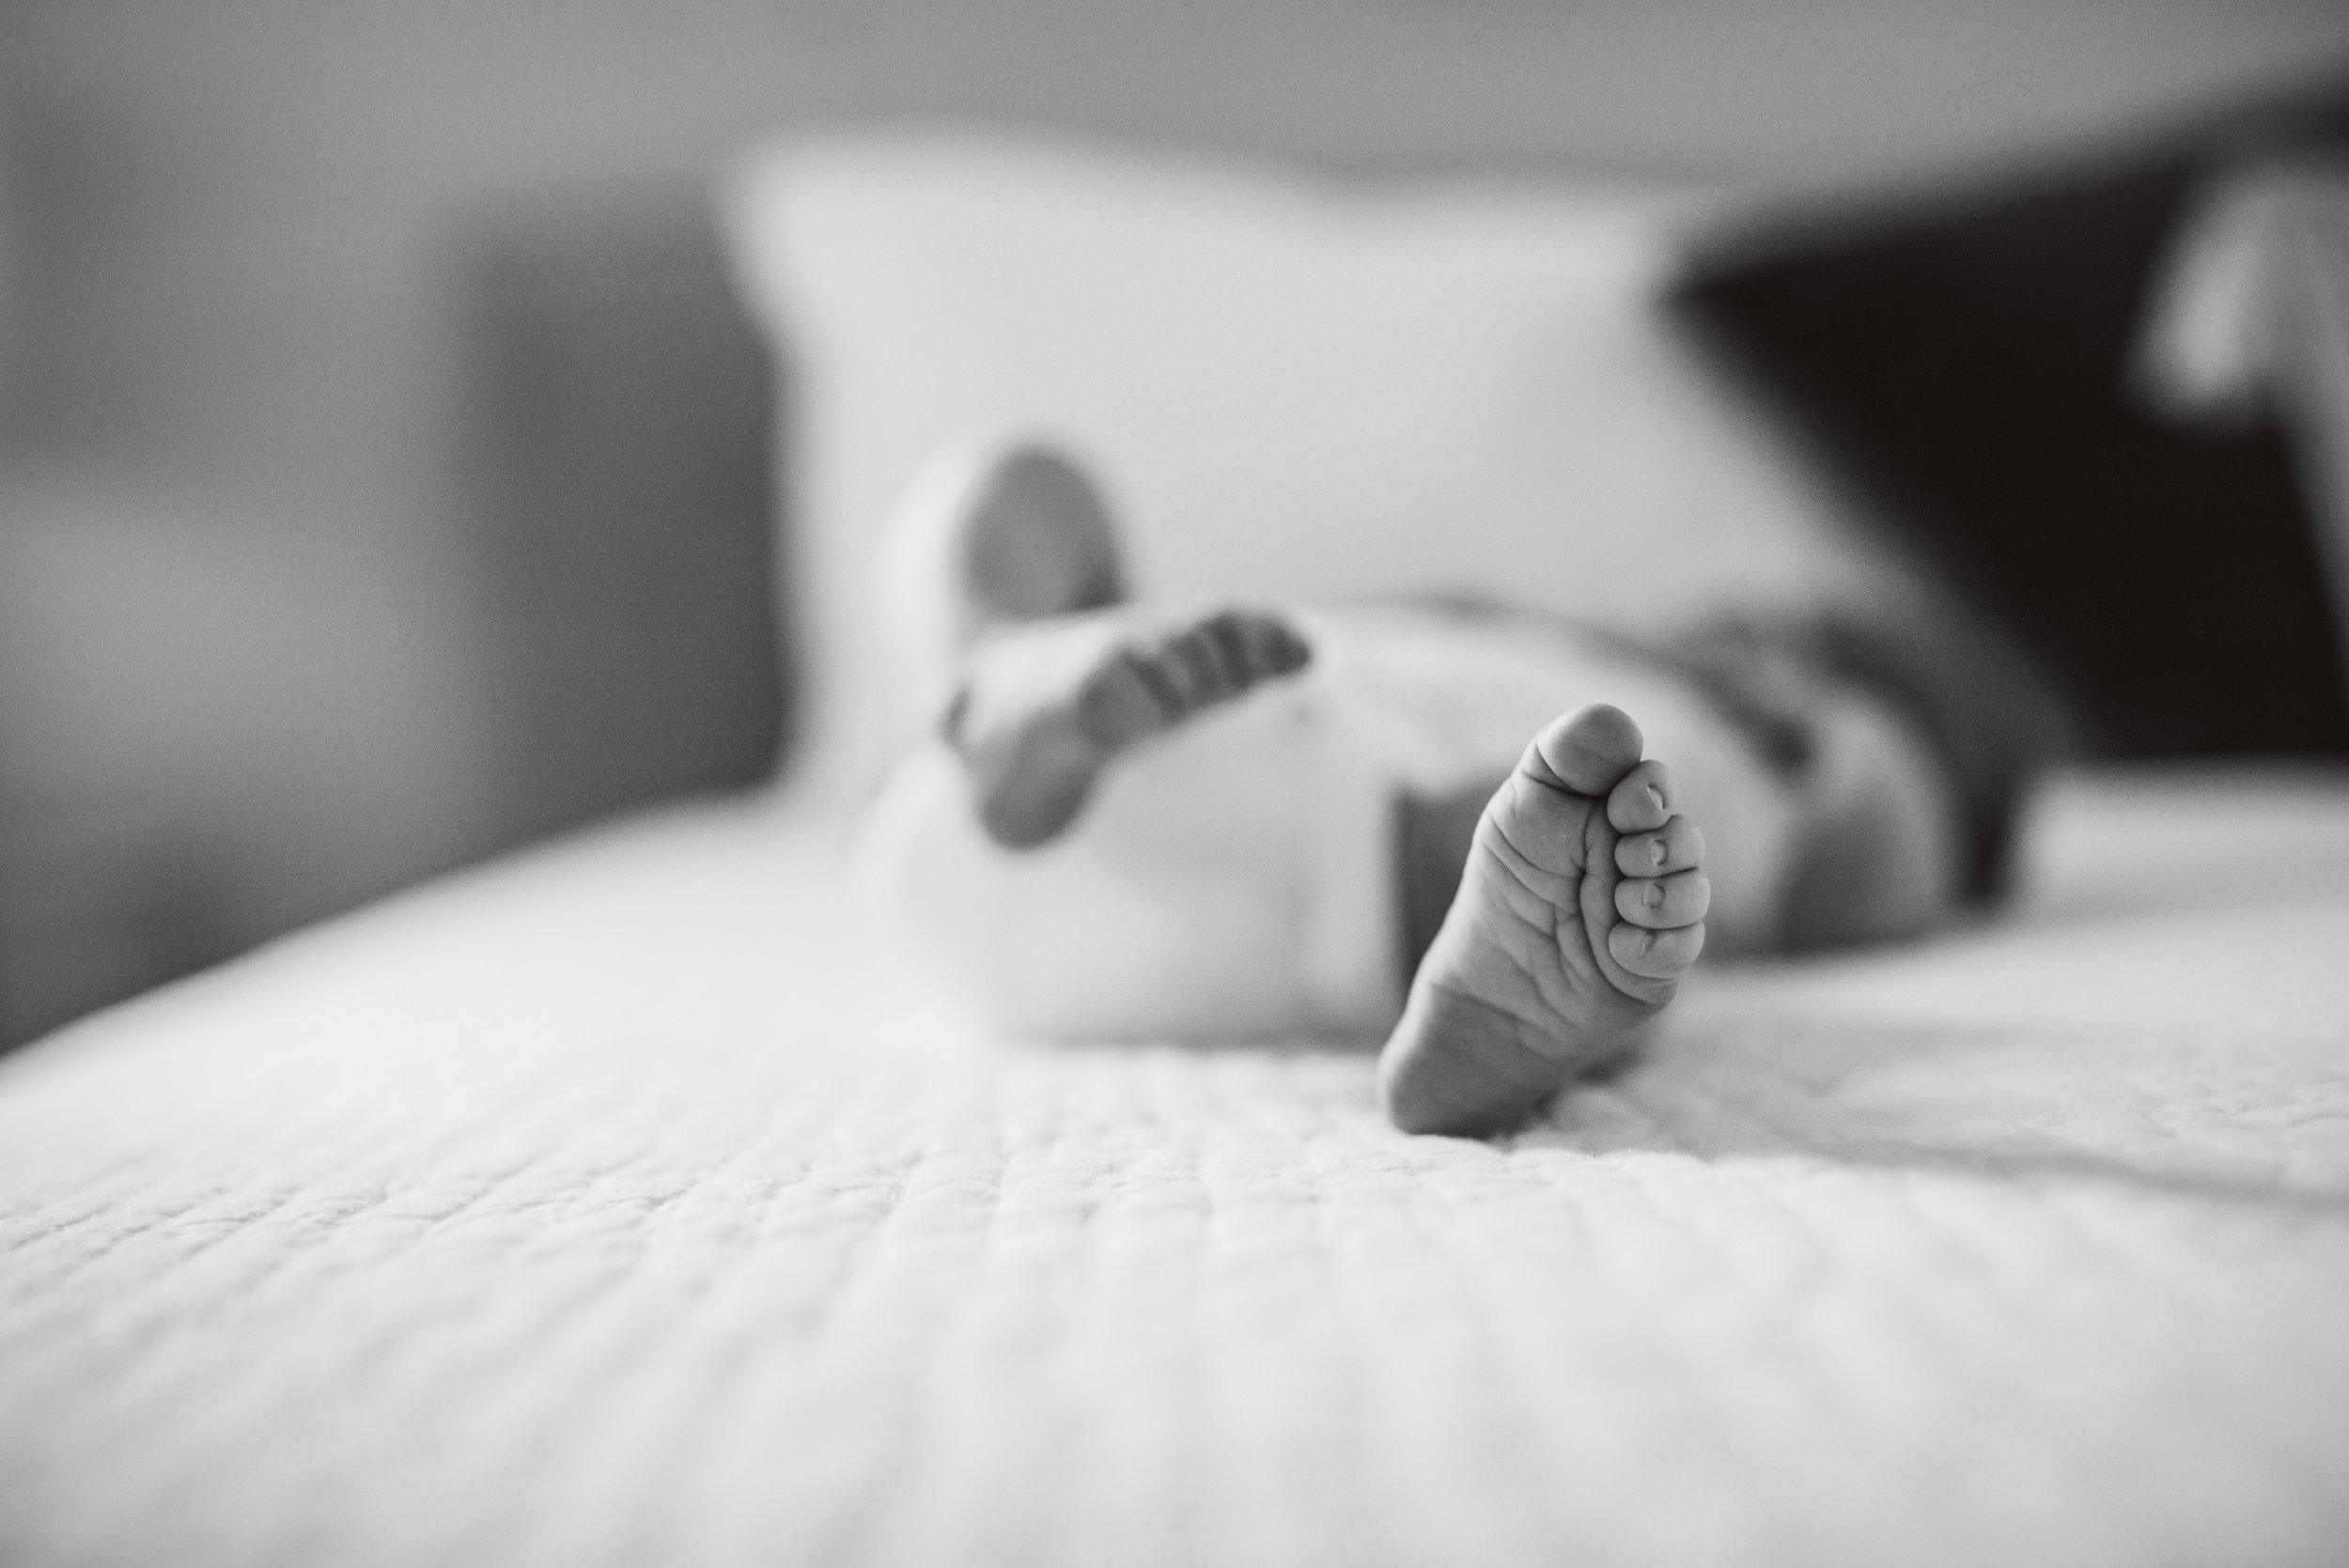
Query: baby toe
[
  {"left": 1614, "top": 815, "right": 1704, "bottom": 877},
  {"left": 1159, "top": 626, "right": 1225, "bottom": 704},
  {"left": 1230, "top": 610, "right": 1313, "bottom": 678},
  {"left": 1608, "top": 920, "right": 1705, "bottom": 979},
  {"left": 1607, "top": 759, "right": 1676, "bottom": 833},
  {"left": 1203, "top": 610, "right": 1259, "bottom": 685},
  {"left": 1079, "top": 648, "right": 1177, "bottom": 743},
  {"left": 1527, "top": 704, "right": 1645, "bottom": 797},
  {"left": 1614, "top": 866, "right": 1710, "bottom": 928}
]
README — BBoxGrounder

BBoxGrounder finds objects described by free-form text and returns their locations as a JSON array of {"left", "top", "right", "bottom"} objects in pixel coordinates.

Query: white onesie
[{"left": 858, "top": 604, "right": 1797, "bottom": 1043}]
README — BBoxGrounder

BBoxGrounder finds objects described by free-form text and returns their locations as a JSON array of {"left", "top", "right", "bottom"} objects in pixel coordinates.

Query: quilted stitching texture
[{"left": 4, "top": 776, "right": 2348, "bottom": 1568}]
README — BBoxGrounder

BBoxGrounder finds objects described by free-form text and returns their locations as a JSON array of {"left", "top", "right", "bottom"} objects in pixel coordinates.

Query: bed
[
  {"left": 9, "top": 122, "right": 2349, "bottom": 1567},
  {"left": 4, "top": 765, "right": 2348, "bottom": 1567}
]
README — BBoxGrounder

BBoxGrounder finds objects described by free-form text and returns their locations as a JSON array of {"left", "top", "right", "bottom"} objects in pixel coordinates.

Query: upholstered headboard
[{"left": 455, "top": 192, "right": 787, "bottom": 852}]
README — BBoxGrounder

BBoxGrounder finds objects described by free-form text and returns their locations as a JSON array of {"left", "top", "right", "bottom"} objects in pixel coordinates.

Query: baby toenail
[
  {"left": 1646, "top": 784, "right": 1666, "bottom": 813},
  {"left": 1649, "top": 841, "right": 1666, "bottom": 867},
  {"left": 1645, "top": 883, "right": 1664, "bottom": 908}
]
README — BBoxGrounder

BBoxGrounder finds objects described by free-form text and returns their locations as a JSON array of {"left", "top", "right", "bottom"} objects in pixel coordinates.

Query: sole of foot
[{"left": 1377, "top": 702, "right": 1709, "bottom": 1137}]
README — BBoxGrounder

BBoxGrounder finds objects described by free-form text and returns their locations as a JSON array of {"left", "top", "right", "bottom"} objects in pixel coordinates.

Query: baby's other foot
[
  {"left": 952, "top": 606, "right": 1313, "bottom": 848},
  {"left": 1377, "top": 704, "right": 1708, "bottom": 1137}
]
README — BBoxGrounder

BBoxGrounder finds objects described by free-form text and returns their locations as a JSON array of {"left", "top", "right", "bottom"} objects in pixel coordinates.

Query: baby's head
[
  {"left": 1670, "top": 588, "right": 2074, "bottom": 940},
  {"left": 1797, "top": 594, "right": 2076, "bottom": 904}
]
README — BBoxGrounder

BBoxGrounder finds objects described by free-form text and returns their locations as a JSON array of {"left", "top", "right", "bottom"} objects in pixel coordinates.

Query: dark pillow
[{"left": 1673, "top": 83, "right": 2349, "bottom": 757}]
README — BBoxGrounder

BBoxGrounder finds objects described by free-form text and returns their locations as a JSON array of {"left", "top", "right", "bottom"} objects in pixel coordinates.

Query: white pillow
[{"left": 724, "top": 128, "right": 1903, "bottom": 807}]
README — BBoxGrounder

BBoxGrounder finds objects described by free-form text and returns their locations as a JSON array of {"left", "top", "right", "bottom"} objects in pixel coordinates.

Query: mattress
[{"left": 4, "top": 767, "right": 2347, "bottom": 1568}]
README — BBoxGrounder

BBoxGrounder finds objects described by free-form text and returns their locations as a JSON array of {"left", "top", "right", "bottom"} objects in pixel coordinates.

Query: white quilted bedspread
[{"left": 5, "top": 768, "right": 2348, "bottom": 1568}]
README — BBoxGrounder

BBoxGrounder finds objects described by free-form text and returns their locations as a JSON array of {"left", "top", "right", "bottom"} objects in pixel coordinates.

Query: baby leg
[{"left": 861, "top": 681, "right": 1377, "bottom": 1041}]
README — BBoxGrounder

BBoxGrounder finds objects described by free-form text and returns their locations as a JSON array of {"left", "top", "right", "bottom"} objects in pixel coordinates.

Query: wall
[{"left": 3, "top": 0, "right": 2348, "bottom": 956}]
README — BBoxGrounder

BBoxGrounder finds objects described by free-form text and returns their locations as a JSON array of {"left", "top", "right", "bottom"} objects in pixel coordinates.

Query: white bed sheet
[{"left": 3, "top": 767, "right": 2347, "bottom": 1568}]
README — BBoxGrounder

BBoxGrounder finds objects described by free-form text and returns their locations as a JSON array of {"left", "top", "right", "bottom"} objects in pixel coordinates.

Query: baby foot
[
  {"left": 951, "top": 606, "right": 1314, "bottom": 848},
  {"left": 1377, "top": 704, "right": 1708, "bottom": 1136}
]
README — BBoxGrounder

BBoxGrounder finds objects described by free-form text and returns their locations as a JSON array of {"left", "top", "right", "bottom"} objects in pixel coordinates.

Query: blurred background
[{"left": 3, "top": 0, "right": 2347, "bottom": 1047}]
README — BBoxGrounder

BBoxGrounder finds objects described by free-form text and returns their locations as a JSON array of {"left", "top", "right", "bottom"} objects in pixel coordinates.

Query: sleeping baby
[{"left": 861, "top": 438, "right": 2060, "bottom": 1136}]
